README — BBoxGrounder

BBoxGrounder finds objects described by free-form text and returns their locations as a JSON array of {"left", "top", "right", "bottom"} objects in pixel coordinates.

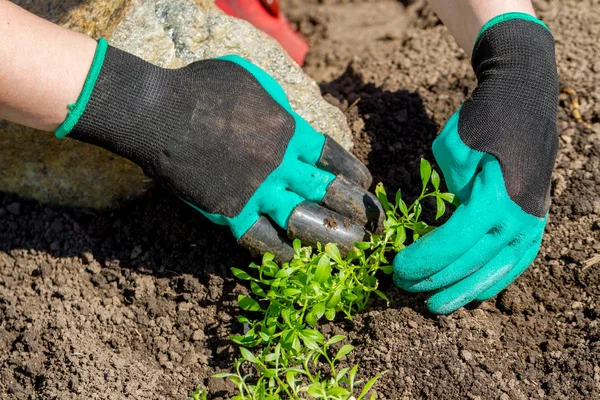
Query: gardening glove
[
  {"left": 393, "top": 13, "right": 558, "bottom": 314},
  {"left": 55, "top": 40, "right": 383, "bottom": 261}
]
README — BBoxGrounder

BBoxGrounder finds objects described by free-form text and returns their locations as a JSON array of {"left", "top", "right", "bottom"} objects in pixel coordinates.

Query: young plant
[{"left": 205, "top": 159, "right": 454, "bottom": 399}]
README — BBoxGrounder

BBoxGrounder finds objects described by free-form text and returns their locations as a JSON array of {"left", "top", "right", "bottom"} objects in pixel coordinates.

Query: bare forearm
[
  {"left": 0, "top": 0, "right": 96, "bottom": 131},
  {"left": 427, "top": 0, "right": 536, "bottom": 57}
]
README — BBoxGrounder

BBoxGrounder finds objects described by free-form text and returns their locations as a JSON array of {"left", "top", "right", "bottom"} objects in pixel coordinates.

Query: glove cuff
[
  {"left": 472, "top": 12, "right": 550, "bottom": 57},
  {"left": 55, "top": 38, "right": 108, "bottom": 139}
]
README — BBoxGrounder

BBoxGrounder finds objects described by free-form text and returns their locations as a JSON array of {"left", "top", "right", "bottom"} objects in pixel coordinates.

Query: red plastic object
[{"left": 215, "top": 0, "right": 309, "bottom": 65}]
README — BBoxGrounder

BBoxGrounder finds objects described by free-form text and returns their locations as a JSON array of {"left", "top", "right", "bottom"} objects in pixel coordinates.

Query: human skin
[
  {"left": 0, "top": 0, "right": 96, "bottom": 131},
  {"left": 427, "top": 0, "right": 537, "bottom": 56}
]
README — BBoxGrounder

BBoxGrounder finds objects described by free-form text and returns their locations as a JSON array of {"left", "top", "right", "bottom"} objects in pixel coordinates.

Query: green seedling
[
  {"left": 210, "top": 159, "right": 455, "bottom": 399},
  {"left": 188, "top": 387, "right": 208, "bottom": 400}
]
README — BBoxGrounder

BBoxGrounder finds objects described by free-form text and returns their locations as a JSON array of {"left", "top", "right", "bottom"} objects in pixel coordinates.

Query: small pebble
[
  {"left": 130, "top": 245, "right": 142, "bottom": 259},
  {"left": 461, "top": 349, "right": 473, "bottom": 362}
]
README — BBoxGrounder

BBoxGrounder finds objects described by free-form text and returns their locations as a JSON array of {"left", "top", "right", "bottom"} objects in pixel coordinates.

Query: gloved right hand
[
  {"left": 393, "top": 13, "right": 558, "bottom": 314},
  {"left": 55, "top": 39, "right": 383, "bottom": 261}
]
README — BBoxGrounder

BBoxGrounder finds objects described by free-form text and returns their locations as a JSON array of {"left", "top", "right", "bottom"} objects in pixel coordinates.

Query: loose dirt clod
[{"left": 323, "top": 216, "right": 339, "bottom": 229}]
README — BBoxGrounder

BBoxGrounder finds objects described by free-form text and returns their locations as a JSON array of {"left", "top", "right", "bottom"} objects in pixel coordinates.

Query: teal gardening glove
[
  {"left": 393, "top": 13, "right": 558, "bottom": 314},
  {"left": 55, "top": 41, "right": 381, "bottom": 261}
]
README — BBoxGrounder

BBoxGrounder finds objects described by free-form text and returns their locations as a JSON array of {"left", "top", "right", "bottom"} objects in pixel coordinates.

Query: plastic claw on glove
[{"left": 238, "top": 136, "right": 384, "bottom": 262}]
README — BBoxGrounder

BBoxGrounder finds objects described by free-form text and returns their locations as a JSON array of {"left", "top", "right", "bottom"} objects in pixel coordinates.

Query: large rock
[{"left": 1, "top": 0, "right": 352, "bottom": 209}]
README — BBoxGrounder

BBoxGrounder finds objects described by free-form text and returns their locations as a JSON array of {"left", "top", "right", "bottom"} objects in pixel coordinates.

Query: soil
[{"left": 1, "top": 0, "right": 600, "bottom": 399}]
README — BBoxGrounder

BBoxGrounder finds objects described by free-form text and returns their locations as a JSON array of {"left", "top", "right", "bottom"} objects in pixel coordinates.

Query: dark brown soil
[{"left": 1, "top": 0, "right": 600, "bottom": 399}]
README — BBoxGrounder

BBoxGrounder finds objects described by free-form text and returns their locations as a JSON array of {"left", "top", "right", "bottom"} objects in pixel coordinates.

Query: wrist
[
  {"left": 55, "top": 38, "right": 108, "bottom": 138},
  {"left": 471, "top": 14, "right": 556, "bottom": 104},
  {"left": 58, "top": 43, "right": 176, "bottom": 176},
  {"left": 472, "top": 12, "right": 549, "bottom": 57},
  {"left": 426, "top": 0, "right": 537, "bottom": 57}
]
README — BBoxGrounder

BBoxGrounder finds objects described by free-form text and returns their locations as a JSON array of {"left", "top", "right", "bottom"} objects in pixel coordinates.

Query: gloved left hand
[{"left": 55, "top": 39, "right": 383, "bottom": 261}]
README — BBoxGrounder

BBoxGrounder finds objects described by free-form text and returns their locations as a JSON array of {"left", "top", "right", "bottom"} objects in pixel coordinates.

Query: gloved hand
[
  {"left": 56, "top": 40, "right": 383, "bottom": 261},
  {"left": 393, "top": 13, "right": 558, "bottom": 314}
]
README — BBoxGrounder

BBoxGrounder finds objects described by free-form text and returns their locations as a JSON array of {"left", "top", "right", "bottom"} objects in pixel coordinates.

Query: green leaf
[
  {"left": 188, "top": 388, "right": 208, "bottom": 400},
  {"left": 212, "top": 372, "right": 238, "bottom": 379},
  {"left": 325, "top": 308, "right": 336, "bottom": 321},
  {"left": 334, "top": 344, "right": 355, "bottom": 361},
  {"left": 305, "top": 311, "right": 316, "bottom": 327},
  {"left": 357, "top": 371, "right": 387, "bottom": 399},
  {"left": 399, "top": 198, "right": 409, "bottom": 217},
  {"left": 394, "top": 225, "right": 406, "bottom": 248},
  {"left": 327, "top": 387, "right": 350, "bottom": 396},
  {"left": 336, "top": 367, "right": 350, "bottom": 383},
  {"left": 374, "top": 289, "right": 389, "bottom": 303},
  {"left": 413, "top": 221, "right": 436, "bottom": 236},
  {"left": 239, "top": 347, "right": 257, "bottom": 363},
  {"left": 262, "top": 261, "right": 280, "bottom": 277},
  {"left": 275, "top": 266, "right": 298, "bottom": 278},
  {"left": 286, "top": 370, "right": 298, "bottom": 389},
  {"left": 250, "top": 281, "right": 267, "bottom": 297},
  {"left": 431, "top": 168, "right": 440, "bottom": 191},
  {"left": 414, "top": 200, "right": 422, "bottom": 221},
  {"left": 282, "top": 288, "right": 301, "bottom": 297},
  {"left": 230, "top": 334, "right": 255, "bottom": 346},
  {"left": 307, "top": 383, "right": 324, "bottom": 398},
  {"left": 380, "top": 265, "right": 394, "bottom": 274},
  {"left": 230, "top": 267, "right": 252, "bottom": 280},
  {"left": 314, "top": 255, "right": 332, "bottom": 283},
  {"left": 300, "top": 329, "right": 324, "bottom": 342},
  {"left": 326, "top": 288, "right": 342, "bottom": 309},
  {"left": 325, "top": 243, "right": 343, "bottom": 264},
  {"left": 237, "top": 315, "right": 250, "bottom": 324},
  {"left": 344, "top": 292, "right": 358, "bottom": 302},
  {"left": 292, "top": 334, "right": 302, "bottom": 353},
  {"left": 420, "top": 158, "right": 432, "bottom": 189},
  {"left": 326, "top": 335, "right": 346, "bottom": 346},
  {"left": 262, "top": 252, "right": 275, "bottom": 264},
  {"left": 259, "top": 331, "right": 270, "bottom": 342},
  {"left": 263, "top": 352, "right": 277, "bottom": 362},
  {"left": 301, "top": 335, "right": 321, "bottom": 351},
  {"left": 313, "top": 302, "right": 326, "bottom": 319},
  {"left": 292, "top": 238, "right": 301, "bottom": 254},
  {"left": 349, "top": 364, "right": 359, "bottom": 385},
  {"left": 375, "top": 183, "right": 391, "bottom": 212},
  {"left": 237, "top": 295, "right": 262, "bottom": 312},
  {"left": 439, "top": 192, "right": 460, "bottom": 206},
  {"left": 354, "top": 241, "right": 371, "bottom": 250},
  {"left": 395, "top": 189, "right": 403, "bottom": 209},
  {"left": 435, "top": 195, "right": 446, "bottom": 220}
]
